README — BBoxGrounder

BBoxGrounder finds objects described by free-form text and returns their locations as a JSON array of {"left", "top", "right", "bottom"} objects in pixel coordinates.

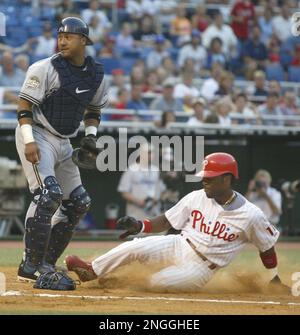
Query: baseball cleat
[
  {"left": 65, "top": 255, "right": 97, "bottom": 282},
  {"left": 17, "top": 260, "right": 56, "bottom": 283}
]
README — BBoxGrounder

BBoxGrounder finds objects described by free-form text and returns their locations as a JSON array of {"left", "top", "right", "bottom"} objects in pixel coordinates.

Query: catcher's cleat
[
  {"left": 17, "top": 260, "right": 55, "bottom": 283},
  {"left": 65, "top": 255, "right": 97, "bottom": 282}
]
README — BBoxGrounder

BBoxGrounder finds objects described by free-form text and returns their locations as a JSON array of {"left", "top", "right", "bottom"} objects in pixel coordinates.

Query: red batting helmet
[{"left": 196, "top": 152, "right": 239, "bottom": 179}]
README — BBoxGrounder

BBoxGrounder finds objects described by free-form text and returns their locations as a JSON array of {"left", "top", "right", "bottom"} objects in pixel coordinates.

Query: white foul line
[{"left": 1, "top": 290, "right": 300, "bottom": 306}]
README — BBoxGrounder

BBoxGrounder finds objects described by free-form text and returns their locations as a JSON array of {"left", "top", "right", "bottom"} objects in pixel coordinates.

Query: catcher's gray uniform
[
  {"left": 16, "top": 56, "right": 107, "bottom": 194},
  {"left": 16, "top": 54, "right": 108, "bottom": 279}
]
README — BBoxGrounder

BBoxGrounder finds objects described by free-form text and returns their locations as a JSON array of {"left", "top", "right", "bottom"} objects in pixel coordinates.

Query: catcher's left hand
[{"left": 72, "top": 135, "right": 100, "bottom": 170}]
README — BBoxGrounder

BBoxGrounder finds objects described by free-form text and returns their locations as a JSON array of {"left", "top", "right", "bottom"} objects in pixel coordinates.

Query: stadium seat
[
  {"left": 97, "top": 58, "right": 121, "bottom": 74},
  {"left": 280, "top": 52, "right": 293, "bottom": 68},
  {"left": 288, "top": 66, "right": 300, "bottom": 82},
  {"left": 119, "top": 58, "right": 137, "bottom": 75},
  {"left": 265, "top": 64, "right": 285, "bottom": 81}
]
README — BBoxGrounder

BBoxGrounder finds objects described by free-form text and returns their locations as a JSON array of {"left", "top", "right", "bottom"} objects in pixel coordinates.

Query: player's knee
[
  {"left": 69, "top": 185, "right": 91, "bottom": 215},
  {"left": 37, "top": 176, "right": 63, "bottom": 215}
]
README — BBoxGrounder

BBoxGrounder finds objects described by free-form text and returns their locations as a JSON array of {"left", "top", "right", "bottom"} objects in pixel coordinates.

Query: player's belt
[
  {"left": 34, "top": 123, "right": 65, "bottom": 139},
  {"left": 185, "top": 238, "right": 218, "bottom": 270}
]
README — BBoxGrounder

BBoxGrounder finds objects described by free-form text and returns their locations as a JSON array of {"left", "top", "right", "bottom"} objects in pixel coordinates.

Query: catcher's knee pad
[
  {"left": 36, "top": 176, "right": 63, "bottom": 217},
  {"left": 45, "top": 185, "right": 91, "bottom": 265},
  {"left": 69, "top": 185, "right": 91, "bottom": 216}
]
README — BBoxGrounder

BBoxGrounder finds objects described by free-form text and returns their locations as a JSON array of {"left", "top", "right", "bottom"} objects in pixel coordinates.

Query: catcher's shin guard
[
  {"left": 45, "top": 185, "right": 91, "bottom": 265},
  {"left": 24, "top": 176, "right": 63, "bottom": 266}
]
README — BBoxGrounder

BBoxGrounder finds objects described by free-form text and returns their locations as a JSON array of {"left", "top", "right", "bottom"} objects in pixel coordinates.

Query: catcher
[
  {"left": 15, "top": 17, "right": 107, "bottom": 290},
  {"left": 66, "top": 153, "right": 289, "bottom": 292}
]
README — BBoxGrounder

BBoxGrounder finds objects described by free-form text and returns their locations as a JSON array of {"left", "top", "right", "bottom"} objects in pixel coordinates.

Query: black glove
[
  {"left": 117, "top": 216, "right": 143, "bottom": 239},
  {"left": 269, "top": 275, "right": 290, "bottom": 293},
  {"left": 72, "top": 135, "right": 100, "bottom": 170}
]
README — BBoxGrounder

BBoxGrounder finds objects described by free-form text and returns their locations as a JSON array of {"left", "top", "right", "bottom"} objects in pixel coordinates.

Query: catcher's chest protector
[{"left": 41, "top": 54, "right": 104, "bottom": 136}]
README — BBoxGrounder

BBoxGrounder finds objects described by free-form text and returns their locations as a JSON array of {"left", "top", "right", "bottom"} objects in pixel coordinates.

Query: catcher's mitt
[
  {"left": 117, "top": 216, "right": 143, "bottom": 239},
  {"left": 72, "top": 135, "right": 100, "bottom": 170},
  {"left": 33, "top": 271, "right": 76, "bottom": 291}
]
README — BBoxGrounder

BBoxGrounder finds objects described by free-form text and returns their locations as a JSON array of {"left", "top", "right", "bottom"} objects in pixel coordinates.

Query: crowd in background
[{"left": 1, "top": 0, "right": 300, "bottom": 126}]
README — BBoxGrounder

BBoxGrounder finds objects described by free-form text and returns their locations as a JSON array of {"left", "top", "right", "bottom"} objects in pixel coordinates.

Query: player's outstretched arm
[
  {"left": 117, "top": 214, "right": 171, "bottom": 239},
  {"left": 17, "top": 97, "right": 40, "bottom": 164}
]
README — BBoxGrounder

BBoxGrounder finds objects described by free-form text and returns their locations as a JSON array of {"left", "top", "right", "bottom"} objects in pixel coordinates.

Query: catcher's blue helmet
[{"left": 58, "top": 17, "right": 93, "bottom": 45}]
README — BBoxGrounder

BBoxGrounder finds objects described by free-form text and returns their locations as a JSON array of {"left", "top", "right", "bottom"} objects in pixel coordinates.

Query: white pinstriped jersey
[
  {"left": 165, "top": 189, "right": 279, "bottom": 267},
  {"left": 19, "top": 54, "right": 108, "bottom": 138}
]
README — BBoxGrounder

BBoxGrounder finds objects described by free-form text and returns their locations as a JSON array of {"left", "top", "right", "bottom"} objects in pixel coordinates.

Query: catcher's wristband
[
  {"left": 141, "top": 219, "right": 153, "bottom": 233},
  {"left": 20, "top": 124, "right": 35, "bottom": 144}
]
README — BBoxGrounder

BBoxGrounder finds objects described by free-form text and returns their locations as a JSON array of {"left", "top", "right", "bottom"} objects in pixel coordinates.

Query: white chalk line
[{"left": 1, "top": 290, "right": 300, "bottom": 307}]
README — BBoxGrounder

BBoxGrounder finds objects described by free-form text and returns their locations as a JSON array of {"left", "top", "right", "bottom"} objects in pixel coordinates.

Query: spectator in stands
[
  {"left": 118, "top": 143, "right": 164, "bottom": 220},
  {"left": 206, "top": 37, "right": 228, "bottom": 69},
  {"left": 34, "top": 23, "right": 56, "bottom": 57},
  {"left": 202, "top": 10, "right": 238, "bottom": 57},
  {"left": 97, "top": 36, "right": 116, "bottom": 58},
  {"left": 272, "top": 5, "right": 292, "bottom": 43},
  {"left": 81, "top": 0, "right": 112, "bottom": 30},
  {"left": 214, "top": 71, "right": 234, "bottom": 97},
  {"left": 110, "top": 88, "right": 137, "bottom": 121},
  {"left": 126, "top": 83, "right": 149, "bottom": 118},
  {"left": 15, "top": 54, "right": 30, "bottom": 73},
  {"left": 280, "top": 90, "right": 300, "bottom": 127},
  {"left": 0, "top": 51, "right": 25, "bottom": 87},
  {"left": 156, "top": 57, "right": 177, "bottom": 82},
  {"left": 170, "top": 4, "right": 192, "bottom": 46},
  {"left": 257, "top": 92, "right": 284, "bottom": 126},
  {"left": 268, "top": 80, "right": 282, "bottom": 95},
  {"left": 187, "top": 97, "right": 207, "bottom": 126},
  {"left": 230, "top": 92, "right": 257, "bottom": 125},
  {"left": 177, "top": 29, "right": 207, "bottom": 73},
  {"left": 245, "top": 169, "right": 282, "bottom": 226},
  {"left": 246, "top": 70, "right": 268, "bottom": 97},
  {"left": 258, "top": 5, "right": 274, "bottom": 45},
  {"left": 150, "top": 78, "right": 183, "bottom": 112},
  {"left": 230, "top": 0, "right": 255, "bottom": 42},
  {"left": 130, "top": 63, "right": 146, "bottom": 84},
  {"left": 146, "top": 35, "right": 170, "bottom": 70},
  {"left": 154, "top": 1, "right": 177, "bottom": 30},
  {"left": 204, "top": 113, "right": 219, "bottom": 124},
  {"left": 88, "top": 15, "right": 107, "bottom": 44},
  {"left": 108, "top": 68, "right": 130, "bottom": 105},
  {"left": 191, "top": 5, "right": 209, "bottom": 33},
  {"left": 291, "top": 44, "right": 300, "bottom": 66},
  {"left": 55, "top": 0, "right": 79, "bottom": 22},
  {"left": 155, "top": 110, "right": 176, "bottom": 128},
  {"left": 174, "top": 71, "right": 199, "bottom": 99},
  {"left": 114, "top": 88, "right": 130, "bottom": 109},
  {"left": 183, "top": 58, "right": 200, "bottom": 75},
  {"left": 200, "top": 61, "right": 224, "bottom": 101},
  {"left": 182, "top": 95, "right": 194, "bottom": 114},
  {"left": 268, "top": 37, "right": 281, "bottom": 64},
  {"left": 242, "top": 25, "right": 268, "bottom": 79},
  {"left": 133, "top": 14, "right": 157, "bottom": 47},
  {"left": 116, "top": 22, "right": 135, "bottom": 50},
  {"left": 143, "top": 70, "right": 161, "bottom": 93},
  {"left": 126, "top": 0, "right": 157, "bottom": 21},
  {"left": 214, "top": 97, "right": 232, "bottom": 126}
]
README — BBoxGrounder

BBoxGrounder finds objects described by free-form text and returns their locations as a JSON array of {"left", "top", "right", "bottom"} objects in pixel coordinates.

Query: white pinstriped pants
[{"left": 92, "top": 235, "right": 218, "bottom": 291}]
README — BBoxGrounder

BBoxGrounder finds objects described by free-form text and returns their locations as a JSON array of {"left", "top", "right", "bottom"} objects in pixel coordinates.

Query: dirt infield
[{"left": 0, "top": 241, "right": 300, "bottom": 315}]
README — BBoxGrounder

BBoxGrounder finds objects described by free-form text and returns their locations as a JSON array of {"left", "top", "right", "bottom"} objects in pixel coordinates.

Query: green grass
[{"left": 0, "top": 247, "right": 113, "bottom": 267}]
